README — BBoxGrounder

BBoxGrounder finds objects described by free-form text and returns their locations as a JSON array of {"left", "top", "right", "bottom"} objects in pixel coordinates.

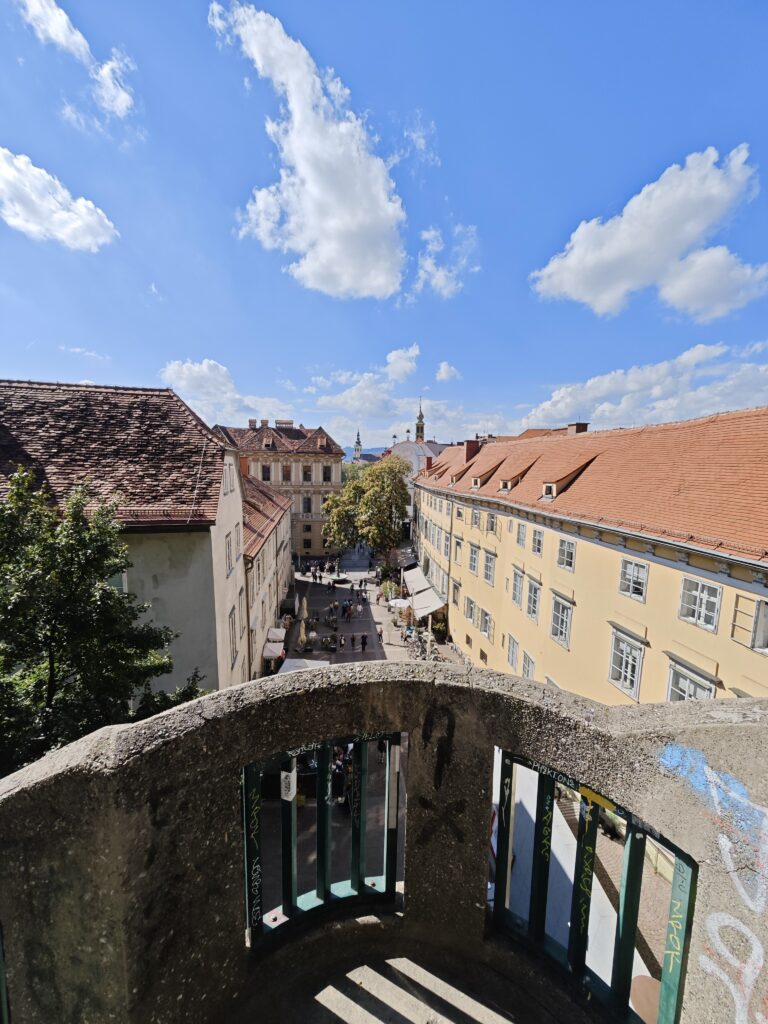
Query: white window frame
[
  {"left": 550, "top": 596, "right": 572, "bottom": 647},
  {"left": 454, "top": 539, "right": 462, "bottom": 565},
  {"left": 679, "top": 576, "right": 721, "bottom": 632},
  {"left": 483, "top": 551, "right": 496, "bottom": 586},
  {"left": 512, "top": 569, "right": 523, "bottom": 607},
  {"left": 608, "top": 629, "right": 644, "bottom": 700},
  {"left": 486, "top": 512, "right": 497, "bottom": 533},
  {"left": 557, "top": 538, "right": 576, "bottom": 571},
  {"left": 526, "top": 579, "right": 540, "bottom": 622},
  {"left": 752, "top": 601, "right": 768, "bottom": 653},
  {"left": 443, "top": 533, "right": 450, "bottom": 558},
  {"left": 228, "top": 607, "right": 238, "bottom": 667},
  {"left": 464, "top": 596, "right": 476, "bottom": 622},
  {"left": 456, "top": 505, "right": 464, "bottom": 521},
  {"left": 532, "top": 528, "right": 543, "bottom": 556},
  {"left": 469, "top": 545, "right": 479, "bottom": 575},
  {"left": 507, "top": 635, "right": 519, "bottom": 672},
  {"left": 619, "top": 558, "right": 648, "bottom": 602},
  {"left": 452, "top": 581, "right": 461, "bottom": 607},
  {"left": 522, "top": 652, "right": 535, "bottom": 680},
  {"left": 225, "top": 533, "right": 233, "bottom": 576},
  {"left": 479, "top": 608, "right": 492, "bottom": 639},
  {"left": 238, "top": 587, "right": 246, "bottom": 637},
  {"left": 667, "top": 662, "right": 716, "bottom": 702},
  {"left": 471, "top": 508, "right": 481, "bottom": 528},
  {"left": 235, "top": 522, "right": 242, "bottom": 559},
  {"left": 516, "top": 522, "right": 526, "bottom": 547}
]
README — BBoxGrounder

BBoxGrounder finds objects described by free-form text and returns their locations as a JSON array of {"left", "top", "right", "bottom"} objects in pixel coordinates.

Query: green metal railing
[
  {"left": 492, "top": 753, "right": 696, "bottom": 1024},
  {"left": 242, "top": 733, "right": 402, "bottom": 948}
]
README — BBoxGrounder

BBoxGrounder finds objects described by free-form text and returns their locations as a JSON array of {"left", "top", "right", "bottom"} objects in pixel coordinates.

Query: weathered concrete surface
[{"left": 0, "top": 664, "right": 767, "bottom": 1023}]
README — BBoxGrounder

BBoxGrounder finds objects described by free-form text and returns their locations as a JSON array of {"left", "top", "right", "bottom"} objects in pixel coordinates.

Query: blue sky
[{"left": 2, "top": 0, "right": 768, "bottom": 446}]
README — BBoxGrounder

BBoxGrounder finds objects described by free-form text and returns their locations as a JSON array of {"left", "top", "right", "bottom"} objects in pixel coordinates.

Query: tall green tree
[
  {"left": 322, "top": 478, "right": 365, "bottom": 552},
  {"left": 0, "top": 469, "right": 200, "bottom": 776},
  {"left": 357, "top": 456, "right": 410, "bottom": 563}
]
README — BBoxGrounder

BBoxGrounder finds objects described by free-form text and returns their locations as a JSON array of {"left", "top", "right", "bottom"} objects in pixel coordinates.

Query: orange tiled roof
[
  {"left": 418, "top": 407, "right": 768, "bottom": 564},
  {"left": 241, "top": 477, "right": 292, "bottom": 558},
  {"left": 214, "top": 422, "right": 344, "bottom": 456},
  {"left": 0, "top": 380, "right": 226, "bottom": 527}
]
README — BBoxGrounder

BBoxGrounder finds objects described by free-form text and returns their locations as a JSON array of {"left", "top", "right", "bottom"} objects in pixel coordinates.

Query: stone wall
[{"left": 1, "top": 664, "right": 767, "bottom": 1023}]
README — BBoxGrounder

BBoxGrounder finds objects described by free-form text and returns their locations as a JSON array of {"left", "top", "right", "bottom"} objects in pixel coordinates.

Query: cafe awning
[
  {"left": 262, "top": 640, "right": 285, "bottom": 660},
  {"left": 403, "top": 566, "right": 430, "bottom": 595},
  {"left": 411, "top": 587, "right": 446, "bottom": 619},
  {"left": 267, "top": 627, "right": 286, "bottom": 642}
]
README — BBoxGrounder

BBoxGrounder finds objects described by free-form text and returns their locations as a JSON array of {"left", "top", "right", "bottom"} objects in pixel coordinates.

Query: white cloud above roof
[
  {"left": 531, "top": 145, "right": 768, "bottom": 322},
  {"left": 436, "top": 361, "right": 461, "bottom": 381},
  {"left": 210, "top": 3, "right": 406, "bottom": 299},
  {"left": 410, "top": 224, "right": 479, "bottom": 300},
  {"left": 0, "top": 146, "right": 117, "bottom": 251},
  {"left": 385, "top": 344, "right": 419, "bottom": 382},
  {"left": 160, "top": 358, "right": 290, "bottom": 425}
]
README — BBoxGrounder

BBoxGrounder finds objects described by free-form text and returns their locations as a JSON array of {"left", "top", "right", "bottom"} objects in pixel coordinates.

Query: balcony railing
[{"left": 0, "top": 664, "right": 766, "bottom": 1024}]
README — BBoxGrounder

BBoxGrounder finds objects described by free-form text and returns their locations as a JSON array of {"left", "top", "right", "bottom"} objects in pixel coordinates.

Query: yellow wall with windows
[{"left": 414, "top": 485, "right": 768, "bottom": 704}]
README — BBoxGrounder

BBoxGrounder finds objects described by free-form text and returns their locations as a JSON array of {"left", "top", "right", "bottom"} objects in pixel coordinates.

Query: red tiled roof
[
  {"left": 0, "top": 380, "right": 227, "bottom": 526},
  {"left": 241, "top": 477, "right": 292, "bottom": 558},
  {"left": 418, "top": 407, "right": 768, "bottom": 564},
  {"left": 214, "top": 422, "right": 344, "bottom": 456}
]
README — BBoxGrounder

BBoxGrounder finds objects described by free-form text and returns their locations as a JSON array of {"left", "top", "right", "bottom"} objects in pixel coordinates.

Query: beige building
[
  {"left": 0, "top": 381, "right": 292, "bottom": 692},
  {"left": 214, "top": 419, "right": 344, "bottom": 559},
  {"left": 413, "top": 408, "right": 768, "bottom": 704}
]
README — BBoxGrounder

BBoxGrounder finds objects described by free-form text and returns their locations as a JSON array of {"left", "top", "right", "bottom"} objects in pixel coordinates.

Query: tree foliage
[
  {"left": 323, "top": 456, "right": 410, "bottom": 564},
  {"left": 0, "top": 469, "right": 204, "bottom": 777}
]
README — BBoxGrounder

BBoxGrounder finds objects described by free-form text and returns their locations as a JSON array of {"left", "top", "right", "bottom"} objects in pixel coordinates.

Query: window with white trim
[
  {"left": 550, "top": 596, "right": 572, "bottom": 647},
  {"left": 229, "top": 464, "right": 235, "bottom": 491},
  {"left": 469, "top": 545, "right": 479, "bottom": 574},
  {"left": 522, "top": 652, "right": 535, "bottom": 679},
  {"left": 516, "top": 522, "right": 526, "bottom": 547},
  {"left": 487, "top": 512, "right": 497, "bottom": 533},
  {"left": 438, "top": 499, "right": 443, "bottom": 514},
  {"left": 753, "top": 601, "right": 768, "bottom": 652},
  {"left": 454, "top": 539, "right": 462, "bottom": 565},
  {"left": 444, "top": 533, "right": 450, "bottom": 558},
  {"left": 472, "top": 508, "right": 481, "bottom": 528},
  {"left": 235, "top": 522, "right": 241, "bottom": 559},
  {"left": 223, "top": 468, "right": 229, "bottom": 495},
  {"left": 532, "top": 528, "right": 543, "bottom": 556},
  {"left": 526, "top": 579, "right": 540, "bottom": 622},
  {"left": 679, "top": 577, "right": 721, "bottom": 631},
  {"left": 479, "top": 608, "right": 493, "bottom": 639},
  {"left": 452, "top": 581, "right": 461, "bottom": 607},
  {"left": 225, "top": 533, "right": 233, "bottom": 575},
  {"left": 228, "top": 607, "right": 237, "bottom": 666},
  {"left": 619, "top": 558, "right": 648, "bottom": 601},
  {"left": 609, "top": 630, "right": 644, "bottom": 699},
  {"left": 238, "top": 587, "right": 246, "bottom": 637},
  {"left": 507, "top": 635, "right": 519, "bottom": 671},
  {"left": 512, "top": 569, "right": 523, "bottom": 607},
  {"left": 557, "top": 539, "right": 576, "bottom": 571},
  {"left": 464, "top": 596, "right": 476, "bottom": 622},
  {"left": 456, "top": 505, "right": 464, "bottom": 520},
  {"left": 446, "top": 500, "right": 452, "bottom": 515},
  {"left": 668, "top": 663, "right": 716, "bottom": 702},
  {"left": 483, "top": 551, "right": 496, "bottom": 586}
]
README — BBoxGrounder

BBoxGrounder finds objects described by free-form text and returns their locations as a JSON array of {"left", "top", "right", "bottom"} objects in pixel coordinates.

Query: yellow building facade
[{"left": 414, "top": 412, "right": 768, "bottom": 705}]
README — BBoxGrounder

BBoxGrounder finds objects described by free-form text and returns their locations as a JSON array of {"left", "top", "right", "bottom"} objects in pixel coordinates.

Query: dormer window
[
  {"left": 500, "top": 480, "right": 511, "bottom": 491},
  {"left": 542, "top": 483, "right": 556, "bottom": 500},
  {"left": 471, "top": 477, "right": 480, "bottom": 488}
]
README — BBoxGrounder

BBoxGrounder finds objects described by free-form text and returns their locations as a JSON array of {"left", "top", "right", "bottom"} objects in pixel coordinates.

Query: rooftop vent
[{"left": 567, "top": 422, "right": 589, "bottom": 435}]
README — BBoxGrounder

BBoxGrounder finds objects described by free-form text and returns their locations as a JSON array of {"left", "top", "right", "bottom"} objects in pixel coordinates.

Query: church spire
[
  {"left": 353, "top": 429, "right": 362, "bottom": 460},
  {"left": 415, "top": 398, "right": 425, "bottom": 443}
]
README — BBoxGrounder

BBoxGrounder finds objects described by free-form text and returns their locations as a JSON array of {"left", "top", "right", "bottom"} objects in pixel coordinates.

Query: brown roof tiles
[
  {"left": 0, "top": 380, "right": 227, "bottom": 527},
  {"left": 419, "top": 407, "right": 768, "bottom": 564},
  {"left": 241, "top": 477, "right": 292, "bottom": 558},
  {"left": 214, "top": 422, "right": 344, "bottom": 456}
]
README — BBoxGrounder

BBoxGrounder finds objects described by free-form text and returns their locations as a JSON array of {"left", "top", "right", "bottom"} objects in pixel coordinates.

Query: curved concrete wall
[{"left": 1, "top": 664, "right": 767, "bottom": 1023}]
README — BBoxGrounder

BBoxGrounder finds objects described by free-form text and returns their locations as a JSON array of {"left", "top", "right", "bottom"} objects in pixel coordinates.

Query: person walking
[
  {"left": 376, "top": 590, "right": 382, "bottom": 605},
  {"left": 318, "top": 570, "right": 323, "bottom": 584},
  {"left": 339, "top": 635, "right": 345, "bottom": 651},
  {"left": 377, "top": 624, "right": 383, "bottom": 645},
  {"left": 361, "top": 633, "right": 368, "bottom": 652},
  {"left": 351, "top": 634, "right": 356, "bottom": 648},
  {"left": 356, "top": 602, "right": 363, "bottom": 618}
]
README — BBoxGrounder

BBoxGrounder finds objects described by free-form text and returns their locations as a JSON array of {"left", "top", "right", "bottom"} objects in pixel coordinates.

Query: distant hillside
[{"left": 342, "top": 446, "right": 387, "bottom": 460}]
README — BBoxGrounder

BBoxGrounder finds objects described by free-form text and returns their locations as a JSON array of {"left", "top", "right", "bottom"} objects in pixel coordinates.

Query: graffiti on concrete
[{"left": 661, "top": 743, "right": 768, "bottom": 1022}]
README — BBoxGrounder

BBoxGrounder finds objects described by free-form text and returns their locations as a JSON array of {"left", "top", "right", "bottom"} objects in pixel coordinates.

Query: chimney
[
  {"left": 425, "top": 457, "right": 433, "bottom": 471},
  {"left": 248, "top": 418, "right": 260, "bottom": 429},
  {"left": 464, "top": 439, "right": 481, "bottom": 462},
  {"left": 567, "top": 422, "right": 589, "bottom": 435}
]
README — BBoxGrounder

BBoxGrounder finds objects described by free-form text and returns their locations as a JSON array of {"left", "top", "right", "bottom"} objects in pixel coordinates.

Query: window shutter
[{"left": 489, "top": 618, "right": 495, "bottom": 644}]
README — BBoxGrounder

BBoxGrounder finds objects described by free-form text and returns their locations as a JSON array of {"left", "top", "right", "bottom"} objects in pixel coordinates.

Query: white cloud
[
  {"left": 14, "top": 0, "right": 91, "bottom": 63},
  {"left": 436, "top": 361, "right": 461, "bottom": 381},
  {"left": 0, "top": 146, "right": 117, "bottom": 251},
  {"left": 243, "top": 75, "right": 252, "bottom": 94},
  {"left": 14, "top": 0, "right": 136, "bottom": 121},
  {"left": 160, "top": 358, "right": 289, "bottom": 426},
  {"left": 514, "top": 343, "right": 768, "bottom": 431},
  {"left": 531, "top": 145, "right": 767, "bottom": 322},
  {"left": 403, "top": 112, "right": 440, "bottom": 167},
  {"left": 384, "top": 343, "right": 419, "bottom": 382},
  {"left": 210, "top": 4, "right": 405, "bottom": 299},
  {"left": 317, "top": 372, "right": 396, "bottom": 419},
  {"left": 90, "top": 49, "right": 135, "bottom": 119},
  {"left": 410, "top": 224, "right": 479, "bottom": 300},
  {"left": 58, "top": 345, "right": 108, "bottom": 360},
  {"left": 278, "top": 377, "right": 297, "bottom": 391}
]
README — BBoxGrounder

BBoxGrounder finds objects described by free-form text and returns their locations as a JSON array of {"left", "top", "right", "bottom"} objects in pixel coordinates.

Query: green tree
[
  {"left": 322, "top": 478, "right": 365, "bottom": 552},
  {"left": 357, "top": 456, "right": 410, "bottom": 564},
  {"left": 341, "top": 462, "right": 364, "bottom": 485},
  {"left": 0, "top": 469, "right": 201, "bottom": 776}
]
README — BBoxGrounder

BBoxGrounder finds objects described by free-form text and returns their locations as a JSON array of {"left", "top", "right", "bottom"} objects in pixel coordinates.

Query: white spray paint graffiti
[{"left": 661, "top": 744, "right": 768, "bottom": 1022}]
